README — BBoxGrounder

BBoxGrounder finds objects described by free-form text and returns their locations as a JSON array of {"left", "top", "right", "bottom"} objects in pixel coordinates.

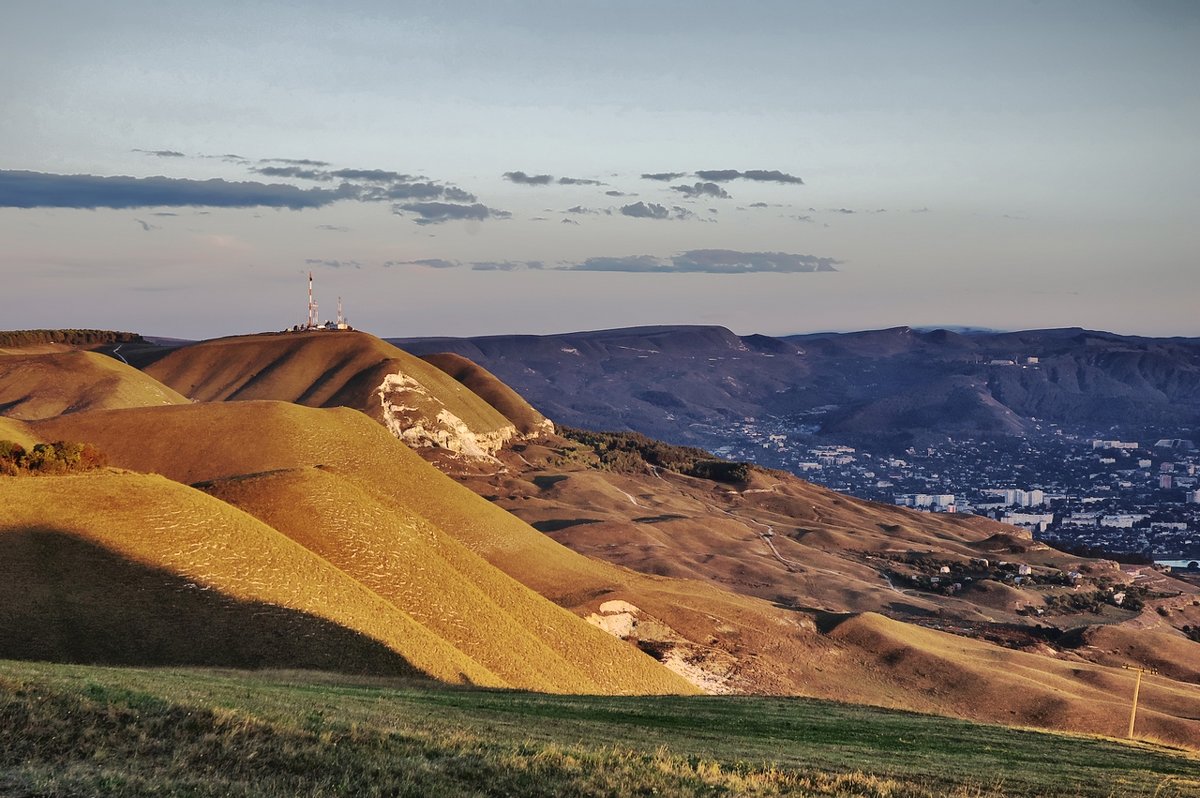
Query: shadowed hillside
[
  {"left": 0, "top": 472, "right": 500, "bottom": 685},
  {"left": 0, "top": 529, "right": 417, "bottom": 675},
  {"left": 143, "top": 331, "right": 520, "bottom": 457},
  {"left": 0, "top": 349, "right": 187, "bottom": 420},
  {"left": 22, "top": 405, "right": 695, "bottom": 696}
]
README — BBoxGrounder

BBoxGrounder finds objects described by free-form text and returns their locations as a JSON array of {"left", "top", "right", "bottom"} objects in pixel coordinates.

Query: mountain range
[{"left": 393, "top": 325, "right": 1200, "bottom": 452}]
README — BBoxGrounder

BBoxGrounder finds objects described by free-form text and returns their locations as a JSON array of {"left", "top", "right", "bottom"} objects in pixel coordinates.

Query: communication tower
[{"left": 307, "top": 271, "right": 319, "bottom": 329}]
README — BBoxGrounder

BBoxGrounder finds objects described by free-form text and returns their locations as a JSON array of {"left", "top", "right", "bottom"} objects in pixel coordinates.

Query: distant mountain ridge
[{"left": 393, "top": 325, "right": 1200, "bottom": 451}]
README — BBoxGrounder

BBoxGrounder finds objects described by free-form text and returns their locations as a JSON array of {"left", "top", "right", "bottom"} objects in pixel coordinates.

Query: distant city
[{"left": 708, "top": 421, "right": 1200, "bottom": 562}]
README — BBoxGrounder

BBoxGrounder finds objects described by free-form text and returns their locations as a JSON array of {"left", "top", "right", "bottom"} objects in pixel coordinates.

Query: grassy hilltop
[{"left": 3, "top": 660, "right": 1198, "bottom": 798}]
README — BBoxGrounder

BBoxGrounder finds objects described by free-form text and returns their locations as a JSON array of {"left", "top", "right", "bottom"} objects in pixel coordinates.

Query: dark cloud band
[
  {"left": 393, "top": 201, "right": 511, "bottom": 225},
  {"left": 503, "top": 171, "right": 554, "bottom": 185},
  {"left": 0, "top": 170, "right": 357, "bottom": 210}
]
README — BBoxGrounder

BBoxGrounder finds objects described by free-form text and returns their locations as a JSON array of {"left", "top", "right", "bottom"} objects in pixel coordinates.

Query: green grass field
[{"left": 1, "top": 659, "right": 1196, "bottom": 797}]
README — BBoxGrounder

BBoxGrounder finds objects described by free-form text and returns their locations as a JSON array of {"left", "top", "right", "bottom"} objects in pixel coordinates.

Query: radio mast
[{"left": 307, "top": 271, "right": 319, "bottom": 329}]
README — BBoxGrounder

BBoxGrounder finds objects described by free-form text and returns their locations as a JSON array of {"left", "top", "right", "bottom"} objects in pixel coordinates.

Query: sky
[{"left": 1, "top": 1, "right": 1197, "bottom": 339}]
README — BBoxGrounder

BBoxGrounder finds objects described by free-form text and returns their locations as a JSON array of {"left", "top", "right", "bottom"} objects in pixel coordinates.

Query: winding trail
[{"left": 614, "top": 486, "right": 641, "bottom": 507}]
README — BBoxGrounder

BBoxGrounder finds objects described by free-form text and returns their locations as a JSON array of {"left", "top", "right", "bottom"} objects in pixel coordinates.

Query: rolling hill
[
  {"left": 0, "top": 348, "right": 188, "bottom": 420},
  {"left": 18, "top": 401, "right": 694, "bottom": 695},
  {"left": 142, "top": 331, "right": 520, "bottom": 458},
  {"left": 25, "top": 400, "right": 1200, "bottom": 745}
]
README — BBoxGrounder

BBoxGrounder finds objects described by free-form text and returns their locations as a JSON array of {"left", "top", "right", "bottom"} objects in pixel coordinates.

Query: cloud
[
  {"left": 381, "top": 182, "right": 452, "bottom": 200},
  {"left": 393, "top": 201, "right": 510, "bottom": 225},
  {"left": 253, "top": 165, "right": 332, "bottom": 181},
  {"left": 150, "top": 211, "right": 179, "bottom": 217},
  {"left": 619, "top": 201, "right": 670, "bottom": 219},
  {"left": 566, "top": 205, "right": 599, "bottom": 214},
  {"left": 557, "top": 176, "right": 604, "bottom": 186},
  {"left": 605, "top": 190, "right": 634, "bottom": 197},
  {"left": 558, "top": 249, "right": 838, "bottom": 274},
  {"left": 829, "top": 207, "right": 855, "bottom": 214},
  {"left": 740, "top": 169, "right": 804, "bottom": 184},
  {"left": 350, "top": 251, "right": 835, "bottom": 275},
  {"left": 670, "top": 181, "right": 730, "bottom": 199},
  {"left": 640, "top": 172, "right": 687, "bottom": 181},
  {"left": 503, "top": 171, "right": 554, "bottom": 185},
  {"left": 474, "top": 260, "right": 545, "bottom": 271},
  {"left": 260, "top": 157, "right": 330, "bottom": 167},
  {"left": 694, "top": 169, "right": 804, "bottom": 184},
  {"left": 443, "top": 186, "right": 477, "bottom": 202},
  {"left": 329, "top": 168, "right": 414, "bottom": 182},
  {"left": 316, "top": 224, "right": 349, "bottom": 232},
  {"left": 748, "top": 202, "right": 769, "bottom": 208},
  {"left": 0, "top": 170, "right": 360, "bottom": 210},
  {"left": 693, "top": 169, "right": 742, "bottom": 182},
  {"left": 133, "top": 218, "right": 158, "bottom": 232},
  {"left": 305, "top": 258, "right": 362, "bottom": 269},
  {"left": 384, "top": 258, "right": 459, "bottom": 269},
  {"left": 132, "top": 149, "right": 186, "bottom": 158},
  {"left": 561, "top": 218, "right": 579, "bottom": 225},
  {"left": 619, "top": 201, "right": 695, "bottom": 220}
]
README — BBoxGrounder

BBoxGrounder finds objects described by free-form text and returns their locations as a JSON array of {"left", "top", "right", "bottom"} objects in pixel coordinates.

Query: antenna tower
[
  {"left": 307, "top": 271, "right": 319, "bottom": 328},
  {"left": 337, "top": 296, "right": 345, "bottom": 327}
]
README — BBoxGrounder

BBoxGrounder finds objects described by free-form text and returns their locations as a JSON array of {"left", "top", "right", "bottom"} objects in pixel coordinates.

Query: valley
[{"left": 394, "top": 325, "right": 1200, "bottom": 560}]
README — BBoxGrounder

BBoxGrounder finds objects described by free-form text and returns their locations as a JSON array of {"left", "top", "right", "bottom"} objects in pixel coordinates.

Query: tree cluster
[
  {"left": 559, "top": 427, "right": 755, "bottom": 484},
  {"left": 0, "top": 440, "right": 108, "bottom": 476},
  {"left": 0, "top": 329, "right": 143, "bottom": 347}
]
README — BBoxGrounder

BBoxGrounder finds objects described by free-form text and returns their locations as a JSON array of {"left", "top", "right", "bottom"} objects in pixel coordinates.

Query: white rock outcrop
[{"left": 376, "top": 371, "right": 517, "bottom": 459}]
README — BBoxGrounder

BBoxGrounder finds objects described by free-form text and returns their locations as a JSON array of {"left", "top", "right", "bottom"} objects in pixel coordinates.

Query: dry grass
[
  {"left": 142, "top": 330, "right": 513, "bottom": 438},
  {"left": 0, "top": 417, "right": 36, "bottom": 448},
  {"left": 420, "top": 351, "right": 551, "bottom": 434},
  {"left": 0, "top": 471, "right": 499, "bottom": 685},
  {"left": 202, "top": 465, "right": 693, "bottom": 694},
  {"left": 8, "top": 402, "right": 695, "bottom": 695},
  {"left": 0, "top": 349, "right": 187, "bottom": 420}
]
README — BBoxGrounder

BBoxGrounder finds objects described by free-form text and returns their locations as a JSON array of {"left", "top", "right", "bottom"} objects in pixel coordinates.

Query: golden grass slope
[
  {"left": 142, "top": 331, "right": 516, "bottom": 456},
  {"left": 0, "top": 472, "right": 497, "bottom": 684},
  {"left": 0, "top": 417, "right": 36, "bottom": 448},
  {"left": 31, "top": 402, "right": 695, "bottom": 696},
  {"left": 31, "top": 402, "right": 1200, "bottom": 746},
  {"left": 824, "top": 611, "right": 1200, "bottom": 748},
  {"left": 0, "top": 350, "right": 187, "bottom": 421},
  {"left": 202, "top": 466, "right": 682, "bottom": 693},
  {"left": 420, "top": 352, "right": 553, "bottom": 436}
]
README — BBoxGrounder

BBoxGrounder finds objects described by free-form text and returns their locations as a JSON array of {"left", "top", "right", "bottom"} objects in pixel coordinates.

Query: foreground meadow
[{"left": 1, "top": 659, "right": 1196, "bottom": 797}]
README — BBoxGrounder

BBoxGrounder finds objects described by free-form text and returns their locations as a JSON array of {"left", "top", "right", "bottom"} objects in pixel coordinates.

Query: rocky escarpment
[{"left": 376, "top": 372, "right": 517, "bottom": 458}]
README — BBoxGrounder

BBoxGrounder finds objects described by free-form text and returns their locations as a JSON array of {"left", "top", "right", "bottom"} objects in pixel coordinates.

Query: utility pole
[{"left": 1123, "top": 665, "right": 1158, "bottom": 739}]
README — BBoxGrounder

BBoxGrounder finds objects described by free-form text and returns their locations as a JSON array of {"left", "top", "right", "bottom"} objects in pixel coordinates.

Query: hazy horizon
[{"left": 3, "top": 1, "right": 1197, "bottom": 339}]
